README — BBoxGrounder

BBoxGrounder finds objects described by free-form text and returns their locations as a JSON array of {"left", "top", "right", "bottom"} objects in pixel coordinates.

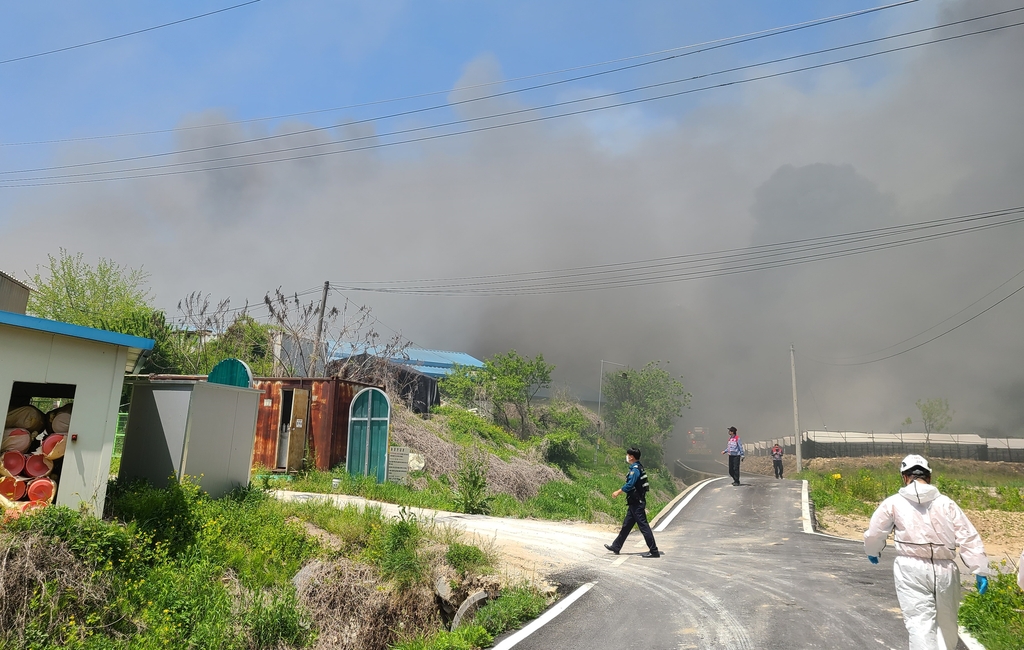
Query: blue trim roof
[
  {"left": 0, "top": 310, "right": 155, "bottom": 350},
  {"left": 330, "top": 344, "right": 483, "bottom": 375}
]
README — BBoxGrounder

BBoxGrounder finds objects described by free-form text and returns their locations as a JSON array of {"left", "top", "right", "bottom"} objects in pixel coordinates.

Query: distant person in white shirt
[{"left": 864, "top": 455, "right": 991, "bottom": 650}]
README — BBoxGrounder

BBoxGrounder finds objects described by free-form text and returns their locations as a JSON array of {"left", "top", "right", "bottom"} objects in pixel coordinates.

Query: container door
[
  {"left": 346, "top": 390, "right": 369, "bottom": 476},
  {"left": 286, "top": 389, "right": 310, "bottom": 471},
  {"left": 367, "top": 389, "right": 390, "bottom": 483}
]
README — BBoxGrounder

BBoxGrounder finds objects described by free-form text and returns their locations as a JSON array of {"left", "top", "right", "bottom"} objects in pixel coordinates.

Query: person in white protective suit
[
  {"left": 864, "top": 455, "right": 991, "bottom": 650},
  {"left": 1018, "top": 548, "right": 1023, "bottom": 591}
]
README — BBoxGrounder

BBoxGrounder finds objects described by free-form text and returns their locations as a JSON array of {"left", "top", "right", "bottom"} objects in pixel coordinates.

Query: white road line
[
  {"left": 801, "top": 480, "right": 813, "bottom": 534},
  {"left": 611, "top": 555, "right": 629, "bottom": 567},
  {"left": 958, "top": 627, "right": 987, "bottom": 650},
  {"left": 491, "top": 582, "right": 596, "bottom": 650},
  {"left": 653, "top": 477, "right": 727, "bottom": 532}
]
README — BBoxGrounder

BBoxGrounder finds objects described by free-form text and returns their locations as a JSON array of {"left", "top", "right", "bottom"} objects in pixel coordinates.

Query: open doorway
[
  {"left": 2, "top": 381, "right": 75, "bottom": 508},
  {"left": 274, "top": 388, "right": 309, "bottom": 472}
]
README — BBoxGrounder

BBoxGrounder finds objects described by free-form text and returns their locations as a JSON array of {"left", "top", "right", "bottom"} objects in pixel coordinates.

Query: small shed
[
  {"left": 119, "top": 378, "right": 261, "bottom": 498},
  {"left": 251, "top": 377, "right": 374, "bottom": 472},
  {"left": 0, "top": 311, "right": 153, "bottom": 514}
]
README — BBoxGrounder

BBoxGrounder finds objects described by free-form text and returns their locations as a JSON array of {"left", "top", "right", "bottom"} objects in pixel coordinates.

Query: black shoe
[
  {"left": 641, "top": 551, "right": 661, "bottom": 558},
  {"left": 604, "top": 544, "right": 620, "bottom": 555},
  {"left": 732, "top": 481, "right": 741, "bottom": 485}
]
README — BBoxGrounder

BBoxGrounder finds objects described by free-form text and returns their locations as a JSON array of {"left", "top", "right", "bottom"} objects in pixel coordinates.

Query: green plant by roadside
[
  {"left": 362, "top": 508, "right": 425, "bottom": 588},
  {"left": 445, "top": 542, "right": 489, "bottom": 575},
  {"left": 391, "top": 624, "right": 493, "bottom": 650},
  {"left": 453, "top": 449, "right": 493, "bottom": 515},
  {"left": 959, "top": 568, "right": 1024, "bottom": 650},
  {"left": 471, "top": 586, "right": 548, "bottom": 636}
]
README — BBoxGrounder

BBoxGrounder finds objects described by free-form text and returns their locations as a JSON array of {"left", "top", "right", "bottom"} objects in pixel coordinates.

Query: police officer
[{"left": 605, "top": 447, "right": 660, "bottom": 558}]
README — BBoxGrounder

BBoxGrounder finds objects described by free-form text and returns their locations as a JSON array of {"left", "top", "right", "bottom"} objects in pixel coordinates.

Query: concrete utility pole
[
  {"left": 791, "top": 344, "right": 802, "bottom": 472},
  {"left": 309, "top": 281, "right": 330, "bottom": 377}
]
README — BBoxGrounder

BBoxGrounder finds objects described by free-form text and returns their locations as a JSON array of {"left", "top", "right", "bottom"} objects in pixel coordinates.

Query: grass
[
  {"left": 797, "top": 466, "right": 1024, "bottom": 517},
  {"left": 959, "top": 565, "right": 1024, "bottom": 650}
]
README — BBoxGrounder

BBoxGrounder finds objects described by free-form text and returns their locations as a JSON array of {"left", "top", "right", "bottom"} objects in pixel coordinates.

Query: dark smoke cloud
[{"left": 3, "top": 0, "right": 1024, "bottom": 462}]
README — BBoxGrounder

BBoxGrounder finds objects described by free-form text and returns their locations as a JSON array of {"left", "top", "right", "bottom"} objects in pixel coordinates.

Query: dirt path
[{"left": 272, "top": 491, "right": 623, "bottom": 584}]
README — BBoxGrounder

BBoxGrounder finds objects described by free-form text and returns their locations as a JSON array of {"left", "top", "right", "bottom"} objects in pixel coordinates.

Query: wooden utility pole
[
  {"left": 791, "top": 344, "right": 802, "bottom": 472},
  {"left": 309, "top": 281, "right": 330, "bottom": 377}
]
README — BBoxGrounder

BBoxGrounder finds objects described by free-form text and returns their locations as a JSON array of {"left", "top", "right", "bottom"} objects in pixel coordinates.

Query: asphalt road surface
[{"left": 502, "top": 470, "right": 971, "bottom": 650}]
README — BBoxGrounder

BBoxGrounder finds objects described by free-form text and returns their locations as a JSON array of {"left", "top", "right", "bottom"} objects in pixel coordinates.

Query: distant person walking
[
  {"left": 721, "top": 427, "right": 744, "bottom": 485},
  {"left": 864, "top": 455, "right": 991, "bottom": 650},
  {"left": 604, "top": 447, "right": 660, "bottom": 558},
  {"left": 1019, "top": 548, "right": 1024, "bottom": 591},
  {"left": 771, "top": 443, "right": 784, "bottom": 479}
]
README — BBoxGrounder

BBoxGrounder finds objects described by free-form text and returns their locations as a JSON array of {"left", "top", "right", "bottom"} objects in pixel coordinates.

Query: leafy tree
[
  {"left": 914, "top": 398, "right": 954, "bottom": 434},
  {"left": 28, "top": 249, "right": 152, "bottom": 330},
  {"left": 439, "top": 351, "right": 553, "bottom": 437},
  {"left": 602, "top": 361, "right": 691, "bottom": 468}
]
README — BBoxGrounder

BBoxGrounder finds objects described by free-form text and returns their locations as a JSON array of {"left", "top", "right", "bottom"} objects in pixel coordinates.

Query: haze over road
[{"left": 506, "top": 473, "right": 972, "bottom": 650}]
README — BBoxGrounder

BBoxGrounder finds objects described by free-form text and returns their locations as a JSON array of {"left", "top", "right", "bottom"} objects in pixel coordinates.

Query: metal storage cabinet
[{"left": 119, "top": 379, "right": 261, "bottom": 498}]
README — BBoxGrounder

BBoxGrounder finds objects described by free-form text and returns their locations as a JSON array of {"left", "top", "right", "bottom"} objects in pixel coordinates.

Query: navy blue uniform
[{"left": 607, "top": 462, "right": 659, "bottom": 555}]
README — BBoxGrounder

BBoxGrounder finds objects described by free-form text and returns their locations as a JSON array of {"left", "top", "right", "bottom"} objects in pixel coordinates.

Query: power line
[
  {"left": 0, "top": 1, "right": 263, "bottom": 66},
  {"left": 326, "top": 207, "right": 1024, "bottom": 295},
  {"left": 810, "top": 280, "right": 1024, "bottom": 366},
  {"left": 0, "top": 0, "right": 933, "bottom": 176},
  {"left": 0, "top": 0, "right": 916, "bottom": 147},
  {"left": 825, "top": 264, "right": 1024, "bottom": 360},
  {"left": 5, "top": 7, "right": 1018, "bottom": 187}
]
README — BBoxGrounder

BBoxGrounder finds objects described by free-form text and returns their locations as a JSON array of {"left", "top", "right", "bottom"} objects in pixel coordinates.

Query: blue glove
[
  {"left": 867, "top": 555, "right": 879, "bottom": 565},
  {"left": 976, "top": 575, "right": 988, "bottom": 595}
]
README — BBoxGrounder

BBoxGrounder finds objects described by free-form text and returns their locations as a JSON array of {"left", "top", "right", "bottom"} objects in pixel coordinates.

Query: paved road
[{"left": 504, "top": 473, "right": 971, "bottom": 650}]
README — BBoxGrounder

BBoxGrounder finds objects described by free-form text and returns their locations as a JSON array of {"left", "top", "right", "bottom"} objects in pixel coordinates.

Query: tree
[
  {"left": 26, "top": 249, "right": 180, "bottom": 374},
  {"left": 602, "top": 361, "right": 691, "bottom": 468},
  {"left": 437, "top": 350, "right": 554, "bottom": 437},
  {"left": 914, "top": 398, "right": 954, "bottom": 434},
  {"left": 28, "top": 249, "right": 152, "bottom": 331}
]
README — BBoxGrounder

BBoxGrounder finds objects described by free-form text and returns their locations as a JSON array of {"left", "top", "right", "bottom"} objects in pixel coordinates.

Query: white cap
[{"left": 900, "top": 454, "right": 931, "bottom": 474}]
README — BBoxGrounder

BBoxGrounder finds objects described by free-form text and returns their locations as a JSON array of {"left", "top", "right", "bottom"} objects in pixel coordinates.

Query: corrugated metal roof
[
  {"left": 0, "top": 310, "right": 155, "bottom": 365},
  {"left": 330, "top": 343, "right": 483, "bottom": 373}
]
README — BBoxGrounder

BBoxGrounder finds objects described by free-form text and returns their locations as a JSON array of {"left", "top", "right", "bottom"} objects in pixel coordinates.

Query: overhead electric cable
[
  {"left": 826, "top": 264, "right": 1024, "bottom": 360},
  {"left": 0, "top": 0, "right": 916, "bottom": 147},
  {"left": 326, "top": 206, "right": 1024, "bottom": 295},
  {"left": 811, "top": 281, "right": 1024, "bottom": 365},
  {"left": 0, "top": 0, "right": 263, "bottom": 66},
  {"left": 0, "top": 0, "right": 941, "bottom": 175},
  {"left": 3, "top": 11, "right": 1020, "bottom": 188}
]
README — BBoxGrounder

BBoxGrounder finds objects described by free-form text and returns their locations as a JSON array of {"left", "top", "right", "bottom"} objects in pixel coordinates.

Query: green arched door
[{"left": 346, "top": 388, "right": 391, "bottom": 482}]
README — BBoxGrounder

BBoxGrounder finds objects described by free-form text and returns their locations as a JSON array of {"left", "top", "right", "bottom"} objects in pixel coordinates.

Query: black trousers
[
  {"left": 773, "top": 459, "right": 784, "bottom": 478},
  {"left": 609, "top": 500, "right": 658, "bottom": 553},
  {"left": 728, "top": 455, "right": 741, "bottom": 483}
]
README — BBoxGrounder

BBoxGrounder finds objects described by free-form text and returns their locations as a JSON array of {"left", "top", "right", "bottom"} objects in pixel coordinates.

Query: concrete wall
[{"left": 0, "top": 323, "right": 128, "bottom": 513}]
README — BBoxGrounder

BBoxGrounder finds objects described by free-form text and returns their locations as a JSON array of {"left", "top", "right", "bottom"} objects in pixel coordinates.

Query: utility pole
[
  {"left": 791, "top": 344, "right": 802, "bottom": 472},
  {"left": 309, "top": 281, "right": 330, "bottom": 377}
]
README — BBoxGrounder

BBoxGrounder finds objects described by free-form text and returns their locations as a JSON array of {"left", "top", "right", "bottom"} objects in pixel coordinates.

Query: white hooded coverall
[{"left": 864, "top": 481, "right": 990, "bottom": 650}]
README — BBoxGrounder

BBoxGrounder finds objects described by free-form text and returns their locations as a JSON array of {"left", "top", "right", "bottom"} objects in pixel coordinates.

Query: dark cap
[
  {"left": 728, "top": 427, "right": 737, "bottom": 433},
  {"left": 627, "top": 447, "right": 642, "bottom": 460}
]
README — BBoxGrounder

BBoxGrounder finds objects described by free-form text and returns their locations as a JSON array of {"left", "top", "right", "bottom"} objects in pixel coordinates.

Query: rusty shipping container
[{"left": 251, "top": 377, "right": 376, "bottom": 472}]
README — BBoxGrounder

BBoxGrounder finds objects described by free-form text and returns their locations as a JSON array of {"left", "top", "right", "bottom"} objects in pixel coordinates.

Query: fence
[{"left": 747, "top": 431, "right": 1024, "bottom": 463}]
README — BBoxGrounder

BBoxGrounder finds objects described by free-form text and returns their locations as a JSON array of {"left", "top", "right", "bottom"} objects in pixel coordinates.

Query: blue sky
[{"left": 3, "top": 0, "right": 1024, "bottom": 440}]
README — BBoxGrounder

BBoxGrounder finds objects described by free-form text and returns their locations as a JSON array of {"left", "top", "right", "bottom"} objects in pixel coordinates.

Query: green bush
[
  {"left": 243, "top": 589, "right": 316, "bottom": 648},
  {"left": 543, "top": 430, "right": 581, "bottom": 468},
  {"left": 363, "top": 508, "right": 425, "bottom": 588},
  {"left": 392, "top": 624, "right": 493, "bottom": 650},
  {"left": 472, "top": 586, "right": 548, "bottom": 636},
  {"left": 453, "top": 450, "right": 493, "bottom": 515},
  {"left": 445, "top": 542, "right": 489, "bottom": 575},
  {"left": 959, "top": 569, "right": 1024, "bottom": 650}
]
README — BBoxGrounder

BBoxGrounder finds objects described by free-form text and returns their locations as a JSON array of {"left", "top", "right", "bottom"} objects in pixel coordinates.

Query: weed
[
  {"left": 471, "top": 585, "right": 548, "bottom": 636},
  {"left": 959, "top": 569, "right": 1024, "bottom": 650},
  {"left": 392, "top": 624, "right": 493, "bottom": 650},
  {"left": 453, "top": 449, "right": 492, "bottom": 515},
  {"left": 445, "top": 543, "right": 489, "bottom": 575}
]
